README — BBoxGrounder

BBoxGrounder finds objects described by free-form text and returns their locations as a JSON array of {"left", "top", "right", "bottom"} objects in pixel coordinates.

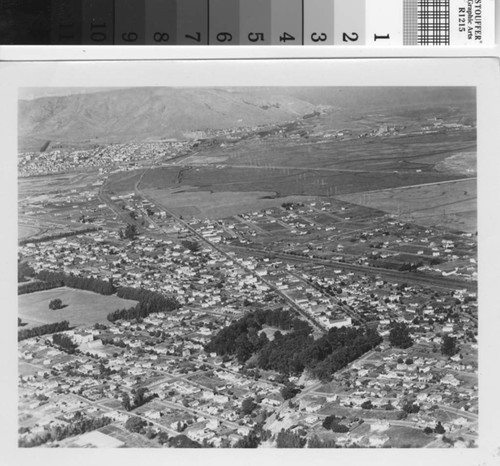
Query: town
[{"left": 18, "top": 99, "right": 478, "bottom": 448}]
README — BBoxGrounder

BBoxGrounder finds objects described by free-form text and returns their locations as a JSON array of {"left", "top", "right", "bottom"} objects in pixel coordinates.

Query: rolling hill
[
  {"left": 18, "top": 87, "right": 320, "bottom": 150},
  {"left": 18, "top": 86, "right": 475, "bottom": 151}
]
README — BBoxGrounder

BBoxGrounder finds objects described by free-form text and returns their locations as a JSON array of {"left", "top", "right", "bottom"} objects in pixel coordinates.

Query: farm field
[
  {"left": 135, "top": 165, "right": 459, "bottom": 200},
  {"left": 106, "top": 129, "right": 475, "bottom": 204},
  {"left": 178, "top": 129, "right": 475, "bottom": 173},
  {"left": 337, "top": 178, "right": 476, "bottom": 233},
  {"left": 144, "top": 186, "right": 314, "bottom": 219},
  {"left": 18, "top": 287, "right": 138, "bottom": 328}
]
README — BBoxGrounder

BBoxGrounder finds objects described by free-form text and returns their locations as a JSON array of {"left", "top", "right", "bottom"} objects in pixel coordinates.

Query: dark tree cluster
[
  {"left": 18, "top": 415, "right": 112, "bottom": 447},
  {"left": 107, "top": 287, "right": 180, "bottom": 322},
  {"left": 52, "top": 333, "right": 78, "bottom": 354},
  {"left": 18, "top": 261, "right": 35, "bottom": 282},
  {"left": 399, "top": 261, "right": 424, "bottom": 272},
  {"left": 119, "top": 224, "right": 138, "bottom": 240},
  {"left": 280, "top": 383, "right": 301, "bottom": 400},
  {"left": 308, "top": 435, "right": 336, "bottom": 448},
  {"left": 276, "top": 429, "right": 306, "bottom": 448},
  {"left": 205, "top": 310, "right": 382, "bottom": 381},
  {"left": 441, "top": 334, "right": 459, "bottom": 357},
  {"left": 18, "top": 280, "right": 62, "bottom": 295},
  {"left": 204, "top": 308, "right": 300, "bottom": 362},
  {"left": 240, "top": 397, "right": 258, "bottom": 416},
  {"left": 121, "top": 388, "right": 158, "bottom": 411},
  {"left": 18, "top": 321, "right": 70, "bottom": 342},
  {"left": 402, "top": 401, "right": 420, "bottom": 414},
  {"left": 36, "top": 270, "right": 116, "bottom": 295},
  {"left": 322, "top": 415, "right": 349, "bottom": 433},
  {"left": 124, "top": 416, "right": 147, "bottom": 433},
  {"left": 388, "top": 322, "right": 413, "bottom": 349},
  {"left": 233, "top": 424, "right": 270, "bottom": 448},
  {"left": 49, "top": 298, "right": 63, "bottom": 310},
  {"left": 18, "top": 227, "right": 100, "bottom": 246},
  {"left": 168, "top": 434, "right": 202, "bottom": 448},
  {"left": 181, "top": 240, "right": 201, "bottom": 253}
]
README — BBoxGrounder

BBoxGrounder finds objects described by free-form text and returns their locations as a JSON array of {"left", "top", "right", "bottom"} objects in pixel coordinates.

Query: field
[
  {"left": 337, "top": 178, "right": 477, "bottom": 233},
  {"left": 102, "top": 125, "right": 477, "bottom": 230},
  {"left": 382, "top": 426, "right": 433, "bottom": 448},
  {"left": 18, "top": 287, "right": 138, "bottom": 328},
  {"left": 144, "top": 186, "right": 313, "bottom": 219}
]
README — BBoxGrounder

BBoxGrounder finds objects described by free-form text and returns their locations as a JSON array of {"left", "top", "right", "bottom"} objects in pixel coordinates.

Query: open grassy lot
[
  {"left": 383, "top": 425, "right": 433, "bottom": 448},
  {"left": 18, "top": 287, "right": 138, "bottom": 328}
]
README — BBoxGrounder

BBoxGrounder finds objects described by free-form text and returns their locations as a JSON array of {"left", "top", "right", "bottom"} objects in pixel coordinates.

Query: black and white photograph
[{"left": 2, "top": 59, "right": 499, "bottom": 460}]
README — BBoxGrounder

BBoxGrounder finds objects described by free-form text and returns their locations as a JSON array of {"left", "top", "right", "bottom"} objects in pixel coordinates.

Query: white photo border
[{"left": 1, "top": 57, "right": 499, "bottom": 466}]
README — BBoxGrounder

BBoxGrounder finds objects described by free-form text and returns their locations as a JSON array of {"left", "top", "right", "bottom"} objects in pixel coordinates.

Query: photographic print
[{"left": 16, "top": 84, "right": 480, "bottom": 449}]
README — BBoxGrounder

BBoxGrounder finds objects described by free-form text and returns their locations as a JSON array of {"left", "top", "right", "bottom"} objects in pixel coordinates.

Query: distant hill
[
  {"left": 18, "top": 87, "right": 319, "bottom": 150},
  {"left": 18, "top": 86, "right": 475, "bottom": 151}
]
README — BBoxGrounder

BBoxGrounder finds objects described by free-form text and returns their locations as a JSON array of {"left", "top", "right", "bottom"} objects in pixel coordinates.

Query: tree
[
  {"left": 241, "top": 398, "right": 258, "bottom": 416},
  {"left": 434, "top": 422, "right": 445, "bottom": 434},
  {"left": 361, "top": 400, "right": 373, "bottom": 410},
  {"left": 331, "top": 423, "right": 349, "bottom": 433},
  {"left": 157, "top": 431, "right": 169, "bottom": 445},
  {"left": 121, "top": 224, "right": 138, "bottom": 240},
  {"left": 52, "top": 333, "right": 77, "bottom": 353},
  {"left": 276, "top": 429, "right": 306, "bottom": 448},
  {"left": 125, "top": 416, "right": 146, "bottom": 433},
  {"left": 122, "top": 393, "right": 131, "bottom": 411},
  {"left": 308, "top": 435, "right": 336, "bottom": 448},
  {"left": 49, "top": 298, "right": 63, "bottom": 310},
  {"left": 402, "top": 401, "right": 420, "bottom": 414},
  {"left": 281, "top": 382, "right": 300, "bottom": 400},
  {"left": 441, "top": 335, "right": 459, "bottom": 357},
  {"left": 233, "top": 429, "right": 261, "bottom": 448},
  {"left": 322, "top": 415, "right": 339, "bottom": 430},
  {"left": 181, "top": 240, "right": 200, "bottom": 253},
  {"left": 388, "top": 322, "right": 413, "bottom": 349}
]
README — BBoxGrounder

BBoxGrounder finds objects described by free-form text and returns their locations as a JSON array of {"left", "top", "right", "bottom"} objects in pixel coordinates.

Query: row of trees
[
  {"left": 18, "top": 280, "right": 62, "bottom": 295},
  {"left": 35, "top": 270, "right": 116, "bottom": 295},
  {"left": 107, "top": 288, "right": 180, "bottom": 322},
  {"left": 205, "top": 310, "right": 382, "bottom": 381},
  {"left": 18, "top": 320, "right": 70, "bottom": 342},
  {"left": 18, "top": 227, "right": 100, "bottom": 246}
]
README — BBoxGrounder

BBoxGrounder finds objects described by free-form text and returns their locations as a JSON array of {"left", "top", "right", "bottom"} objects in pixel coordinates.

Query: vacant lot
[
  {"left": 18, "top": 287, "right": 138, "bottom": 328},
  {"left": 337, "top": 178, "right": 476, "bottom": 233},
  {"left": 383, "top": 425, "right": 433, "bottom": 448}
]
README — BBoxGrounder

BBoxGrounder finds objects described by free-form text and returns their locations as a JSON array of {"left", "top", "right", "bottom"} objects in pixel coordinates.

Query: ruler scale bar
[
  {"left": 239, "top": 0, "right": 271, "bottom": 45},
  {"left": 271, "top": 0, "right": 303, "bottom": 45},
  {"left": 209, "top": 0, "right": 240, "bottom": 45},
  {"left": 82, "top": 0, "right": 115, "bottom": 45},
  {"left": 177, "top": 0, "right": 209, "bottom": 45},
  {"left": 304, "top": 0, "right": 334, "bottom": 45},
  {"left": 0, "top": 0, "right": 494, "bottom": 46},
  {"left": 115, "top": 0, "right": 146, "bottom": 45},
  {"left": 145, "top": 0, "right": 177, "bottom": 45},
  {"left": 51, "top": 0, "right": 83, "bottom": 45}
]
